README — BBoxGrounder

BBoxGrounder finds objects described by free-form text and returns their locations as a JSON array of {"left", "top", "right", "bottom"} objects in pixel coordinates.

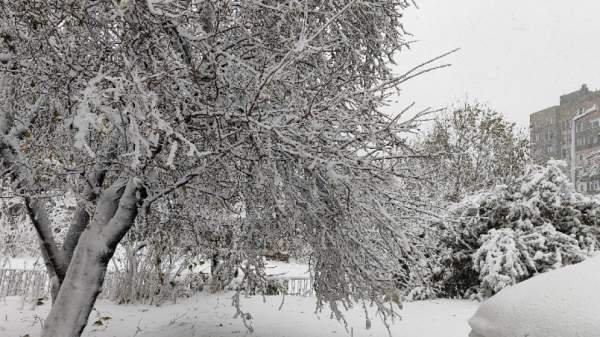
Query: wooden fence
[
  {"left": 0, "top": 268, "right": 315, "bottom": 300},
  {"left": 285, "top": 277, "right": 314, "bottom": 296},
  {"left": 0, "top": 269, "right": 50, "bottom": 299}
]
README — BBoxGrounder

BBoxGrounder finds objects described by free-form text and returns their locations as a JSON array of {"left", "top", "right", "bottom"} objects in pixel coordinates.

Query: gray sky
[{"left": 390, "top": 0, "right": 600, "bottom": 128}]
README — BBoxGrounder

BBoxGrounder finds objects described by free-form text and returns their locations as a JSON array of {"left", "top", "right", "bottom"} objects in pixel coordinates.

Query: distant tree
[
  {"left": 423, "top": 102, "right": 529, "bottom": 202},
  {"left": 0, "top": 1, "right": 446, "bottom": 336},
  {"left": 439, "top": 161, "right": 600, "bottom": 298}
]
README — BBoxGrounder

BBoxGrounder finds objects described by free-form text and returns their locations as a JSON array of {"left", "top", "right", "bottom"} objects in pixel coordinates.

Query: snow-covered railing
[
  {"left": 282, "top": 276, "right": 313, "bottom": 297},
  {"left": 0, "top": 269, "right": 50, "bottom": 299}
]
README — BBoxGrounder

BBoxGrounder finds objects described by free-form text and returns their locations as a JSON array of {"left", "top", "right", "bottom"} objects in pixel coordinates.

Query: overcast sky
[{"left": 389, "top": 0, "right": 600, "bottom": 128}]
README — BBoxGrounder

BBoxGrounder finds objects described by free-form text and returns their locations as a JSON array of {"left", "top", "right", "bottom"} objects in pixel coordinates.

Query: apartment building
[{"left": 530, "top": 84, "right": 600, "bottom": 193}]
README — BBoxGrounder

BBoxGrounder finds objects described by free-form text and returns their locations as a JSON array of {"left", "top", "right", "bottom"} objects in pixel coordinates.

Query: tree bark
[
  {"left": 62, "top": 131, "right": 118, "bottom": 265},
  {"left": 38, "top": 241, "right": 61, "bottom": 303},
  {"left": 41, "top": 231, "right": 112, "bottom": 337},
  {"left": 24, "top": 197, "right": 67, "bottom": 281},
  {"left": 41, "top": 178, "right": 143, "bottom": 337}
]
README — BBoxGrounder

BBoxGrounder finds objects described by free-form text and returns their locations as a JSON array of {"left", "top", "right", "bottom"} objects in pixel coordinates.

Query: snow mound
[{"left": 468, "top": 255, "right": 600, "bottom": 337}]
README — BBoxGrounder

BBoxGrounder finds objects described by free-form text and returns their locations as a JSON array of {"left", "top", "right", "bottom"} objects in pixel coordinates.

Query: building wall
[
  {"left": 529, "top": 84, "right": 600, "bottom": 193},
  {"left": 530, "top": 106, "right": 559, "bottom": 164}
]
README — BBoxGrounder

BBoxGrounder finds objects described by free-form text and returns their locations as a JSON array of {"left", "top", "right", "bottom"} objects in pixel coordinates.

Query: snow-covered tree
[
  {"left": 0, "top": 1, "right": 446, "bottom": 336},
  {"left": 423, "top": 102, "right": 529, "bottom": 202},
  {"left": 438, "top": 160, "right": 600, "bottom": 297}
]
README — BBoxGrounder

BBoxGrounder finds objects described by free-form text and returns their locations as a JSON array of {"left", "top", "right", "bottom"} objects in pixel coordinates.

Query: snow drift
[{"left": 468, "top": 255, "right": 600, "bottom": 337}]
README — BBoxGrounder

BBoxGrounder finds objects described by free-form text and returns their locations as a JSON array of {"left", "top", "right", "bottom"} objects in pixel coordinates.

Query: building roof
[
  {"left": 530, "top": 105, "right": 558, "bottom": 119},
  {"left": 559, "top": 84, "right": 591, "bottom": 105}
]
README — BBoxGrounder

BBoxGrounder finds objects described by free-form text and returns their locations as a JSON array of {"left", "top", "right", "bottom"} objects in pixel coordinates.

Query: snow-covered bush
[
  {"left": 439, "top": 160, "right": 600, "bottom": 298},
  {"left": 472, "top": 228, "right": 530, "bottom": 296},
  {"left": 472, "top": 225, "right": 588, "bottom": 297},
  {"left": 103, "top": 243, "right": 210, "bottom": 305}
]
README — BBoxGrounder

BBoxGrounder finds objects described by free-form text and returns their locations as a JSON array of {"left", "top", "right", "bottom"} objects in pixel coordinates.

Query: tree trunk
[
  {"left": 41, "top": 232, "right": 112, "bottom": 337},
  {"left": 41, "top": 178, "right": 144, "bottom": 337}
]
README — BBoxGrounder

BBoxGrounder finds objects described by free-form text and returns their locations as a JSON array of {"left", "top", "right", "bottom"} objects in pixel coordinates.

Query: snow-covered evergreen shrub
[
  {"left": 472, "top": 228, "right": 530, "bottom": 296},
  {"left": 439, "top": 160, "right": 600, "bottom": 297}
]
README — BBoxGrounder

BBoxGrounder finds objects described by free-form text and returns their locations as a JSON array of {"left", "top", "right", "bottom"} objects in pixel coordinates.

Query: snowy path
[{"left": 0, "top": 294, "right": 477, "bottom": 337}]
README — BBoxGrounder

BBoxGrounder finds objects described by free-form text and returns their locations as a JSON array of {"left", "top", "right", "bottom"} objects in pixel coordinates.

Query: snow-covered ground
[
  {"left": 263, "top": 260, "right": 310, "bottom": 278},
  {"left": 0, "top": 293, "right": 477, "bottom": 337},
  {"left": 0, "top": 257, "right": 477, "bottom": 336}
]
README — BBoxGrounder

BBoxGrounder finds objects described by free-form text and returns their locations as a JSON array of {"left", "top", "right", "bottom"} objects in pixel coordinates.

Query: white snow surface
[
  {"left": 0, "top": 293, "right": 477, "bottom": 337},
  {"left": 469, "top": 255, "right": 600, "bottom": 337},
  {"left": 264, "top": 260, "right": 310, "bottom": 278}
]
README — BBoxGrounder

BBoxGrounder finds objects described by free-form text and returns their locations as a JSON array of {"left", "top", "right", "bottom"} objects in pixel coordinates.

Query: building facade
[{"left": 530, "top": 84, "right": 600, "bottom": 193}]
